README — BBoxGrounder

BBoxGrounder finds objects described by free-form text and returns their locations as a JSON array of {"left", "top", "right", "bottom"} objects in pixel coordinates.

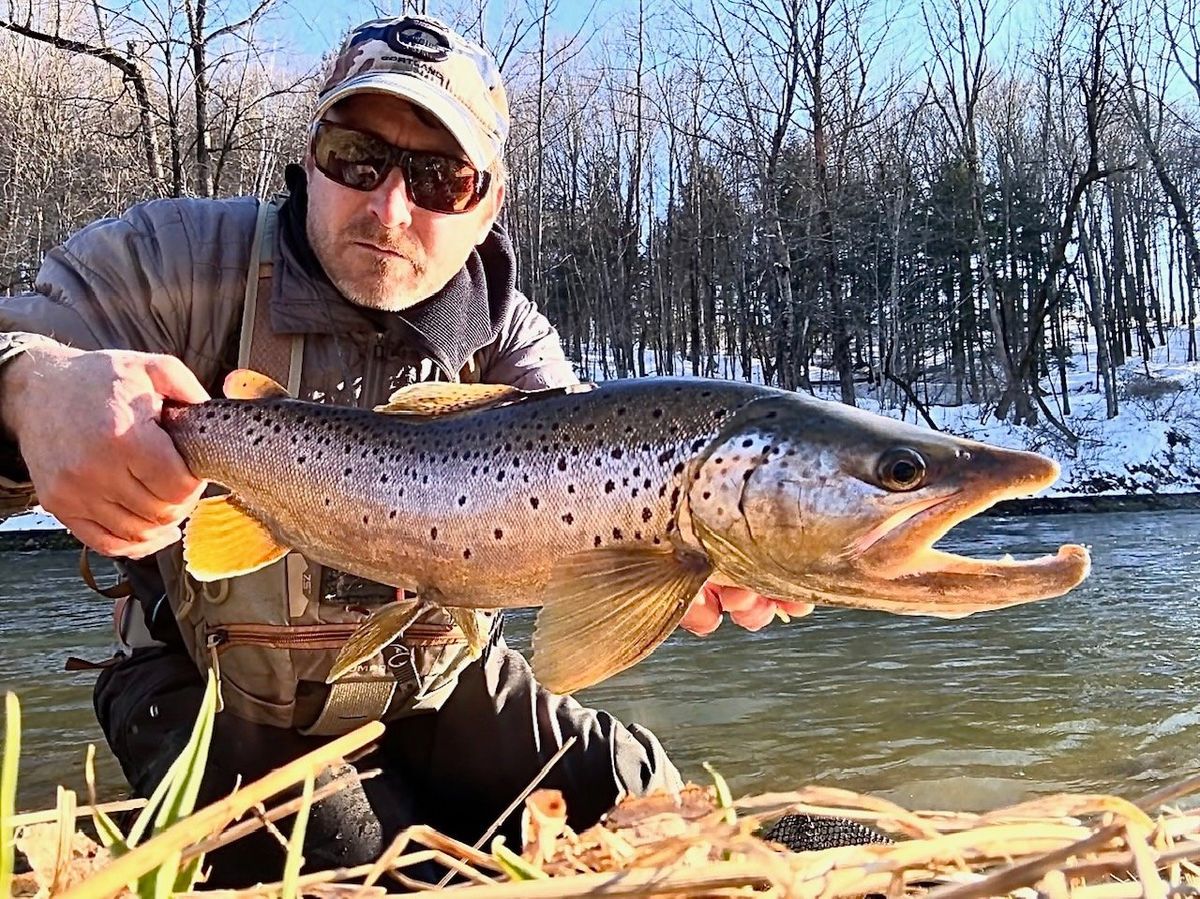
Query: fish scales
[
  {"left": 167, "top": 379, "right": 772, "bottom": 607},
  {"left": 162, "top": 373, "right": 1091, "bottom": 693}
]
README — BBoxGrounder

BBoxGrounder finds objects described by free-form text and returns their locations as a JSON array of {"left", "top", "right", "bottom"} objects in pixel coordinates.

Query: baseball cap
[{"left": 314, "top": 15, "right": 509, "bottom": 170}]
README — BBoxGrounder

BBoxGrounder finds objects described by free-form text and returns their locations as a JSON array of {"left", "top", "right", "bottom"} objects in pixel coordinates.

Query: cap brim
[{"left": 313, "top": 73, "right": 498, "bottom": 170}]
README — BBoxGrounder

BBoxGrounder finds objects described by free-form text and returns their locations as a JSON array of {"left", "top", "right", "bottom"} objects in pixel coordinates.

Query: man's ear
[{"left": 475, "top": 180, "right": 505, "bottom": 246}]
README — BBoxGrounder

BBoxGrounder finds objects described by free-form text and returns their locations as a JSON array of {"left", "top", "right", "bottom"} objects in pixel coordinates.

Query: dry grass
[{"left": 10, "top": 722, "right": 1200, "bottom": 898}]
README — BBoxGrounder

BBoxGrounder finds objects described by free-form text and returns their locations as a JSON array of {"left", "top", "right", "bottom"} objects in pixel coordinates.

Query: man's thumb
[{"left": 146, "top": 355, "right": 210, "bottom": 405}]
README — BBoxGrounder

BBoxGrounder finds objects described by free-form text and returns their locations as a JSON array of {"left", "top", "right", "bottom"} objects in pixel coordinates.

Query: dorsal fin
[
  {"left": 374, "top": 381, "right": 594, "bottom": 419},
  {"left": 224, "top": 368, "right": 290, "bottom": 400}
]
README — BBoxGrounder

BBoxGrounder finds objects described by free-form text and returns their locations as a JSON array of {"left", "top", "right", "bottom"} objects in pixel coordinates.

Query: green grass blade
[
  {"left": 85, "top": 744, "right": 129, "bottom": 853},
  {"left": 280, "top": 772, "right": 315, "bottom": 899},
  {"left": 1, "top": 693, "right": 21, "bottom": 899},
  {"left": 491, "top": 838, "right": 547, "bottom": 881},
  {"left": 703, "top": 762, "right": 737, "bottom": 825},
  {"left": 136, "top": 669, "right": 219, "bottom": 898}
]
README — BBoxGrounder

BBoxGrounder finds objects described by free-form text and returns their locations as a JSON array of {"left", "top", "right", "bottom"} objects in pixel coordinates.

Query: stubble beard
[{"left": 311, "top": 217, "right": 430, "bottom": 312}]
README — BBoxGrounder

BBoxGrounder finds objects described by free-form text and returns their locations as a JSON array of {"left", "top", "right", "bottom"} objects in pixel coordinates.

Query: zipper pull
[{"left": 205, "top": 630, "right": 227, "bottom": 713}]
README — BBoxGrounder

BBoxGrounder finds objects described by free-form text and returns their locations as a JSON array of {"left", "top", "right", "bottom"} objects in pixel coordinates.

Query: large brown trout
[{"left": 161, "top": 370, "right": 1090, "bottom": 694}]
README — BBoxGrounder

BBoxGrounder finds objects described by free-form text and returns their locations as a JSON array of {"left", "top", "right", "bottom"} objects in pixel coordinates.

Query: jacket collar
[{"left": 267, "top": 164, "right": 515, "bottom": 378}]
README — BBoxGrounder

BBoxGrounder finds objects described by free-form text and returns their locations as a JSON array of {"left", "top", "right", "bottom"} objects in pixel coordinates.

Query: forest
[{"left": 1, "top": 0, "right": 1198, "bottom": 442}]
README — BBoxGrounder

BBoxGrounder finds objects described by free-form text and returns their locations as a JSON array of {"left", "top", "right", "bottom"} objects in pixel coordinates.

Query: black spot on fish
[
  {"left": 494, "top": 528, "right": 503, "bottom": 540},
  {"left": 652, "top": 536, "right": 662, "bottom": 545},
  {"left": 714, "top": 409, "right": 728, "bottom": 419},
  {"left": 605, "top": 480, "right": 615, "bottom": 493},
  {"left": 512, "top": 457, "right": 521, "bottom": 468},
  {"left": 525, "top": 441, "right": 535, "bottom": 451},
  {"left": 669, "top": 487, "right": 681, "bottom": 508},
  {"left": 611, "top": 448, "right": 624, "bottom": 460},
  {"left": 657, "top": 449, "right": 674, "bottom": 464},
  {"left": 612, "top": 527, "right": 623, "bottom": 540},
  {"left": 557, "top": 458, "right": 567, "bottom": 471},
  {"left": 252, "top": 435, "right": 263, "bottom": 445},
  {"left": 431, "top": 527, "right": 438, "bottom": 540},
  {"left": 343, "top": 467, "right": 352, "bottom": 476},
  {"left": 703, "top": 491, "right": 712, "bottom": 500},
  {"left": 765, "top": 410, "right": 778, "bottom": 420},
  {"left": 652, "top": 409, "right": 663, "bottom": 419},
  {"left": 362, "top": 515, "right": 369, "bottom": 525},
  {"left": 562, "top": 512, "right": 574, "bottom": 525},
  {"left": 496, "top": 470, "right": 506, "bottom": 482},
  {"left": 463, "top": 548, "right": 472, "bottom": 560},
  {"left": 673, "top": 462, "right": 686, "bottom": 476},
  {"left": 458, "top": 495, "right": 467, "bottom": 506},
  {"left": 594, "top": 535, "right": 603, "bottom": 547},
  {"left": 632, "top": 488, "right": 639, "bottom": 498},
  {"left": 642, "top": 507, "right": 653, "bottom": 522},
  {"left": 198, "top": 425, "right": 207, "bottom": 434},
  {"left": 617, "top": 407, "right": 627, "bottom": 416},
  {"left": 390, "top": 510, "right": 397, "bottom": 520},
  {"left": 530, "top": 497, "right": 540, "bottom": 510},
  {"left": 570, "top": 446, "right": 581, "bottom": 457},
  {"left": 567, "top": 484, "right": 576, "bottom": 494},
  {"left": 584, "top": 422, "right": 595, "bottom": 431},
  {"left": 742, "top": 439, "right": 754, "bottom": 448},
  {"left": 472, "top": 466, "right": 479, "bottom": 476},
  {"left": 324, "top": 498, "right": 331, "bottom": 506},
  {"left": 380, "top": 473, "right": 389, "bottom": 484}
]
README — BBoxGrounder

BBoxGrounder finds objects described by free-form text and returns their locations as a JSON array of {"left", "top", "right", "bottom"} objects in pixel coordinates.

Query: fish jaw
[
  {"left": 847, "top": 443, "right": 1090, "bottom": 610},
  {"left": 686, "top": 395, "right": 1092, "bottom": 617}
]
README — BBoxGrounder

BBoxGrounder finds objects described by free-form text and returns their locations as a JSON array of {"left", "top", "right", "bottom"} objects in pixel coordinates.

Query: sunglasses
[{"left": 310, "top": 121, "right": 491, "bottom": 214}]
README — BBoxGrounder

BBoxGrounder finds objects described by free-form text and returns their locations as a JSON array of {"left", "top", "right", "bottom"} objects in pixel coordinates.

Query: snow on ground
[
  {"left": 5, "top": 327, "right": 1199, "bottom": 532},
  {"left": 578, "top": 325, "right": 1200, "bottom": 498}
]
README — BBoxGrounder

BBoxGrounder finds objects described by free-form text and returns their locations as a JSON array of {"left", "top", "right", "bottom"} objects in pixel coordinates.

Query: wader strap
[
  {"left": 301, "top": 680, "right": 399, "bottom": 737},
  {"left": 241, "top": 200, "right": 397, "bottom": 733}
]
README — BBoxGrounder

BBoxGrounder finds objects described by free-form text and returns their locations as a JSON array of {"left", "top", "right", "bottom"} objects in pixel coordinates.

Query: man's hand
[
  {"left": 680, "top": 583, "right": 814, "bottom": 635},
  {"left": 1, "top": 345, "right": 209, "bottom": 559}
]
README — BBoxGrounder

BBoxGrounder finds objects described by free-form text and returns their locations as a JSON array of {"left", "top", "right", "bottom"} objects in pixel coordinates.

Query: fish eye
[{"left": 877, "top": 448, "right": 926, "bottom": 492}]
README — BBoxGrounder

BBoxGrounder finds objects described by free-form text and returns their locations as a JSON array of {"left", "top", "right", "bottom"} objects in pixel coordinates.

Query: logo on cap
[{"left": 390, "top": 21, "right": 451, "bottom": 60}]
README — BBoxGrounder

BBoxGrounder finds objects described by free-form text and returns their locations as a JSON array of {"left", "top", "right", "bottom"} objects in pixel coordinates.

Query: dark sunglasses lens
[
  {"left": 314, "top": 125, "right": 391, "bottom": 191},
  {"left": 404, "top": 153, "right": 483, "bottom": 213}
]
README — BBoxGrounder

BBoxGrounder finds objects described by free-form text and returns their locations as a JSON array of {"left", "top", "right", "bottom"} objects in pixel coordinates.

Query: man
[{"left": 0, "top": 14, "right": 797, "bottom": 887}]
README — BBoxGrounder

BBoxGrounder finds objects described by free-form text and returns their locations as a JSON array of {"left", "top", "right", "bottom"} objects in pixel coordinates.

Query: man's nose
[{"left": 367, "top": 167, "right": 413, "bottom": 228}]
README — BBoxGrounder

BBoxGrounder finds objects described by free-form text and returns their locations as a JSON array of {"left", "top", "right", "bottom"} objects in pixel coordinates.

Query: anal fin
[
  {"left": 327, "top": 600, "right": 422, "bottom": 683},
  {"left": 183, "top": 496, "right": 290, "bottom": 581},
  {"left": 531, "top": 547, "right": 712, "bottom": 694}
]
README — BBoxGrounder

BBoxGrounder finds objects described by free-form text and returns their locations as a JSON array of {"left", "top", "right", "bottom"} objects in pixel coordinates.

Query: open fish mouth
[{"left": 848, "top": 450, "right": 1091, "bottom": 614}]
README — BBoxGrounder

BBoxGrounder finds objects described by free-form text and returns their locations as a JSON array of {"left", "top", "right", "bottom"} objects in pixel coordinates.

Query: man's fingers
[
  {"left": 679, "top": 590, "right": 722, "bottom": 636},
  {"left": 62, "top": 516, "right": 181, "bottom": 560},
  {"left": 709, "top": 585, "right": 761, "bottom": 613},
  {"left": 127, "top": 427, "right": 205, "bottom": 509},
  {"left": 775, "top": 600, "right": 815, "bottom": 618},
  {"left": 728, "top": 596, "right": 777, "bottom": 631}
]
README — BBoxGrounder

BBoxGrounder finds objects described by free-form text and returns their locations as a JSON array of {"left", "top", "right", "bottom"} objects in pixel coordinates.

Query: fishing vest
[{"left": 158, "top": 199, "right": 493, "bottom": 735}]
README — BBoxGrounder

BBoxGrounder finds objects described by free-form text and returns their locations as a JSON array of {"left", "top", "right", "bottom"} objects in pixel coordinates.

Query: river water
[{"left": 2, "top": 510, "right": 1199, "bottom": 813}]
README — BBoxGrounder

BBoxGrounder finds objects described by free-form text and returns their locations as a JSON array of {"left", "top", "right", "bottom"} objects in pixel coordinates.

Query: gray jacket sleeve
[
  {"left": 0, "top": 198, "right": 257, "bottom": 517},
  {"left": 478, "top": 289, "right": 579, "bottom": 390}
]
